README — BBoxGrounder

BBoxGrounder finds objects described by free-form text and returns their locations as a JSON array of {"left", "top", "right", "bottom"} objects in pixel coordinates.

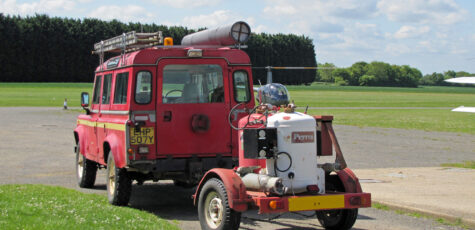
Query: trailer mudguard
[
  {"left": 193, "top": 168, "right": 248, "bottom": 212},
  {"left": 337, "top": 168, "right": 363, "bottom": 193},
  {"left": 104, "top": 133, "right": 126, "bottom": 168}
]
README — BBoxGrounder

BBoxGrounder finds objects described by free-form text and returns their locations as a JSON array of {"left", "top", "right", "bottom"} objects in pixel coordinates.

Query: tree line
[
  {"left": 317, "top": 61, "right": 423, "bottom": 87},
  {"left": 318, "top": 61, "right": 474, "bottom": 87},
  {"left": 419, "top": 70, "right": 475, "bottom": 86},
  {"left": 0, "top": 14, "right": 316, "bottom": 85}
]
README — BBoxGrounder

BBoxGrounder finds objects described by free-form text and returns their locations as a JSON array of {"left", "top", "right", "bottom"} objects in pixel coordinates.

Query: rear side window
[
  {"left": 92, "top": 75, "right": 102, "bottom": 104},
  {"left": 114, "top": 72, "right": 129, "bottom": 104},
  {"left": 233, "top": 71, "right": 250, "bottom": 102},
  {"left": 135, "top": 71, "right": 152, "bottom": 104},
  {"left": 102, "top": 74, "right": 112, "bottom": 104}
]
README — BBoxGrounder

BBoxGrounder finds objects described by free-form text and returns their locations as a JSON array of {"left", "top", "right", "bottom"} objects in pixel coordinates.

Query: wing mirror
[{"left": 80, "top": 92, "right": 90, "bottom": 114}]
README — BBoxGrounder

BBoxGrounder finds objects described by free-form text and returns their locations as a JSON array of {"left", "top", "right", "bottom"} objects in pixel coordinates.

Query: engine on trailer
[{"left": 233, "top": 84, "right": 326, "bottom": 195}]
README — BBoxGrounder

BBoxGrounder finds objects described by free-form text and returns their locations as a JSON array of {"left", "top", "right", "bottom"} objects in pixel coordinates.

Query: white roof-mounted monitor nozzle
[{"left": 181, "top": 21, "right": 251, "bottom": 46}]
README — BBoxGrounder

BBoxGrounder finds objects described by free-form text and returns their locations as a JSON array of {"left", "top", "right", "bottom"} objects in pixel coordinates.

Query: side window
[
  {"left": 92, "top": 75, "right": 102, "bottom": 104},
  {"left": 135, "top": 71, "right": 152, "bottom": 104},
  {"left": 102, "top": 74, "right": 112, "bottom": 104},
  {"left": 233, "top": 71, "right": 250, "bottom": 102},
  {"left": 114, "top": 72, "right": 129, "bottom": 104},
  {"left": 162, "top": 65, "right": 223, "bottom": 104}
]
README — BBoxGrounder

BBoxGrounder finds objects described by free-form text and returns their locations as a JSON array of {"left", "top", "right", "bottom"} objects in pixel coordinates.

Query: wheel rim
[
  {"left": 77, "top": 152, "right": 84, "bottom": 179},
  {"left": 204, "top": 191, "right": 223, "bottom": 229},
  {"left": 108, "top": 159, "right": 116, "bottom": 196},
  {"left": 320, "top": 210, "right": 343, "bottom": 226}
]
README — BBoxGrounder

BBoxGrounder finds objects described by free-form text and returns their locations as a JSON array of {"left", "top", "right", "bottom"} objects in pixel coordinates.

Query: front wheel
[
  {"left": 106, "top": 153, "right": 132, "bottom": 206},
  {"left": 316, "top": 208, "right": 358, "bottom": 230},
  {"left": 76, "top": 143, "right": 97, "bottom": 188},
  {"left": 198, "top": 178, "right": 241, "bottom": 230}
]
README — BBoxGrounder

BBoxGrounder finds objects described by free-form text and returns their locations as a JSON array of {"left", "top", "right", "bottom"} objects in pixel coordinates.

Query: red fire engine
[{"left": 74, "top": 22, "right": 370, "bottom": 230}]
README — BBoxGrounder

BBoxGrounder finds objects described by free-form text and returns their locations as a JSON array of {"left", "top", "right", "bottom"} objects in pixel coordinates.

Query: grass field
[
  {"left": 441, "top": 161, "right": 475, "bottom": 169},
  {"left": 0, "top": 83, "right": 92, "bottom": 107},
  {"left": 288, "top": 84, "right": 475, "bottom": 108},
  {"left": 1, "top": 82, "right": 474, "bottom": 134},
  {"left": 0, "top": 184, "right": 178, "bottom": 230}
]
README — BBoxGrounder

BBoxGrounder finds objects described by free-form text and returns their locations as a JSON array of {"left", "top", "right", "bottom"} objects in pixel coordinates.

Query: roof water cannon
[{"left": 181, "top": 21, "right": 251, "bottom": 46}]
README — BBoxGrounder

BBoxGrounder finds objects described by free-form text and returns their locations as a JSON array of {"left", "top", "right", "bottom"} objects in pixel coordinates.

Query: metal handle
[{"left": 163, "top": 111, "right": 172, "bottom": 122}]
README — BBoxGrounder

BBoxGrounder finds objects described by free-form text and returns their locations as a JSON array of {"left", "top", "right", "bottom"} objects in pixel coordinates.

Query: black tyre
[
  {"left": 106, "top": 153, "right": 132, "bottom": 206},
  {"left": 316, "top": 208, "right": 358, "bottom": 230},
  {"left": 76, "top": 143, "right": 97, "bottom": 188},
  {"left": 198, "top": 178, "right": 241, "bottom": 230}
]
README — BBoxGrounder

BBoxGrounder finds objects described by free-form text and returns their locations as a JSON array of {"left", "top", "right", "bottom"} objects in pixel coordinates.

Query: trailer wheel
[
  {"left": 316, "top": 208, "right": 358, "bottom": 230},
  {"left": 106, "top": 153, "right": 132, "bottom": 206},
  {"left": 198, "top": 178, "right": 241, "bottom": 230},
  {"left": 76, "top": 143, "right": 97, "bottom": 188}
]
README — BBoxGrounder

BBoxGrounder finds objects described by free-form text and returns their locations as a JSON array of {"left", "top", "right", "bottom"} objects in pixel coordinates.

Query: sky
[{"left": 1, "top": 0, "right": 475, "bottom": 74}]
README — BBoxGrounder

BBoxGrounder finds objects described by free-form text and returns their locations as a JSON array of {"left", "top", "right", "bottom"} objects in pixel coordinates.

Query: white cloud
[
  {"left": 146, "top": 0, "right": 220, "bottom": 9},
  {"left": 263, "top": 0, "right": 378, "bottom": 20},
  {"left": 394, "top": 25, "right": 430, "bottom": 39},
  {"left": 182, "top": 10, "right": 249, "bottom": 29},
  {"left": 417, "top": 40, "right": 439, "bottom": 53},
  {"left": 0, "top": 0, "right": 75, "bottom": 15},
  {"left": 377, "top": 0, "right": 469, "bottom": 25},
  {"left": 385, "top": 43, "right": 411, "bottom": 55},
  {"left": 263, "top": 4, "right": 297, "bottom": 16},
  {"left": 88, "top": 5, "right": 155, "bottom": 23}
]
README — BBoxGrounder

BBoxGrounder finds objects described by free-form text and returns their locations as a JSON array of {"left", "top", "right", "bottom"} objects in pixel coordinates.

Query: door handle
[{"left": 163, "top": 111, "right": 172, "bottom": 122}]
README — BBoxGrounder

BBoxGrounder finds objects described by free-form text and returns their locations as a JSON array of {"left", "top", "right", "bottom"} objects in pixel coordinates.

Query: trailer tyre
[
  {"left": 106, "top": 153, "right": 132, "bottom": 206},
  {"left": 76, "top": 143, "right": 97, "bottom": 188},
  {"left": 316, "top": 208, "right": 358, "bottom": 230},
  {"left": 198, "top": 178, "right": 241, "bottom": 230}
]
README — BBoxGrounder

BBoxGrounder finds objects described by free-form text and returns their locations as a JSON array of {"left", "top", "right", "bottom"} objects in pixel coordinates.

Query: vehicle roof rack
[
  {"left": 93, "top": 31, "right": 163, "bottom": 54},
  {"left": 93, "top": 31, "right": 163, "bottom": 70}
]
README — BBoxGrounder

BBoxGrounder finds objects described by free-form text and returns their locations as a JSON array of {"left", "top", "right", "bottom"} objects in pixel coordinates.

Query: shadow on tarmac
[
  {"left": 129, "top": 183, "right": 198, "bottom": 221},
  {"left": 91, "top": 182, "right": 371, "bottom": 230}
]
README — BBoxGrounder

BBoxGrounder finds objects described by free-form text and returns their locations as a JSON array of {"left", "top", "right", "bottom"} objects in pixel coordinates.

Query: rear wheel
[
  {"left": 106, "top": 153, "right": 132, "bottom": 206},
  {"left": 76, "top": 143, "right": 97, "bottom": 188},
  {"left": 316, "top": 209, "right": 358, "bottom": 230},
  {"left": 198, "top": 178, "right": 241, "bottom": 230}
]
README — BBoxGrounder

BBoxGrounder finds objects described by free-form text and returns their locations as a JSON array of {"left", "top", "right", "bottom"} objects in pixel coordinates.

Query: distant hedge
[{"left": 0, "top": 14, "right": 316, "bottom": 85}]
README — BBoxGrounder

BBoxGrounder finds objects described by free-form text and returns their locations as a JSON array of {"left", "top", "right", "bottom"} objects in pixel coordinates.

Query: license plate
[
  {"left": 130, "top": 127, "right": 154, "bottom": 145},
  {"left": 288, "top": 195, "right": 344, "bottom": 211}
]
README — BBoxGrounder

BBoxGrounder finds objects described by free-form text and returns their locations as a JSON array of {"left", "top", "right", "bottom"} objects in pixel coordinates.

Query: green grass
[
  {"left": 288, "top": 85, "right": 475, "bottom": 108},
  {"left": 372, "top": 202, "right": 390, "bottom": 211},
  {"left": 0, "top": 83, "right": 92, "bottom": 107},
  {"left": 441, "top": 161, "right": 475, "bottom": 169},
  {"left": 1, "top": 83, "right": 474, "bottom": 134},
  {"left": 0, "top": 184, "right": 178, "bottom": 230},
  {"left": 372, "top": 201, "right": 469, "bottom": 229},
  {"left": 299, "top": 108, "right": 475, "bottom": 134}
]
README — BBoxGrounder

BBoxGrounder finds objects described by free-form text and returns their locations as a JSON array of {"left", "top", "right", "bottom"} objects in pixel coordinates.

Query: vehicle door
[
  {"left": 228, "top": 68, "right": 254, "bottom": 158},
  {"left": 97, "top": 73, "right": 113, "bottom": 162},
  {"left": 156, "top": 59, "right": 232, "bottom": 157},
  {"left": 88, "top": 75, "right": 102, "bottom": 161}
]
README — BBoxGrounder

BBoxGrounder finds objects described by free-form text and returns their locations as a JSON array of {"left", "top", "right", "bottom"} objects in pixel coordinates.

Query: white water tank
[{"left": 266, "top": 112, "right": 325, "bottom": 194}]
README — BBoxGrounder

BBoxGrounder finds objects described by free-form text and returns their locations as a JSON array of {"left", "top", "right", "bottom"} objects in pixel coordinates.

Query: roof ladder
[{"left": 93, "top": 31, "right": 163, "bottom": 69}]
